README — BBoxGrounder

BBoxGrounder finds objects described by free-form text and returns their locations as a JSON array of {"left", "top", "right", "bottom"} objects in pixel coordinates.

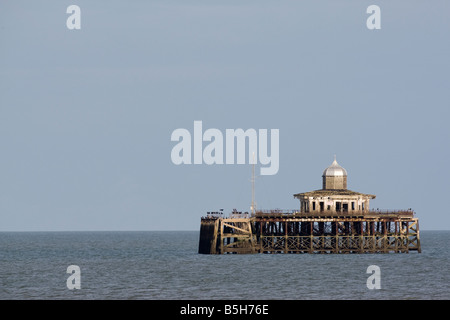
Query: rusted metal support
[{"left": 199, "top": 212, "right": 421, "bottom": 254}]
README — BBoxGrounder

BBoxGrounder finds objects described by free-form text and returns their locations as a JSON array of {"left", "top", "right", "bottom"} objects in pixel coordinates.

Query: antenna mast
[{"left": 251, "top": 152, "right": 256, "bottom": 216}]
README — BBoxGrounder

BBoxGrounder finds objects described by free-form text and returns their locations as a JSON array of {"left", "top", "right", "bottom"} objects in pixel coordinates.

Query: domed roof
[{"left": 322, "top": 156, "right": 347, "bottom": 177}]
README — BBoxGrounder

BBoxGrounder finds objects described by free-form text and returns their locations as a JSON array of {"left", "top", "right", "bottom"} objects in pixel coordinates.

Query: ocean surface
[{"left": 0, "top": 230, "right": 448, "bottom": 300}]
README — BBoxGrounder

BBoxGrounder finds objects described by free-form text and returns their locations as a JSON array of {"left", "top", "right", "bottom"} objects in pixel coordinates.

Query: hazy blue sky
[{"left": 1, "top": 1, "right": 449, "bottom": 231}]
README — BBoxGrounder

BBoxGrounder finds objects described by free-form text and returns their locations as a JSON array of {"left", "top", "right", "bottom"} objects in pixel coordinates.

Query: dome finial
[
  {"left": 323, "top": 155, "right": 348, "bottom": 189},
  {"left": 323, "top": 156, "right": 347, "bottom": 176}
]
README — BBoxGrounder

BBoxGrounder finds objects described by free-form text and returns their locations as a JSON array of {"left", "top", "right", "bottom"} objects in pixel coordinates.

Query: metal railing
[
  {"left": 201, "top": 208, "right": 415, "bottom": 219},
  {"left": 254, "top": 209, "right": 415, "bottom": 217}
]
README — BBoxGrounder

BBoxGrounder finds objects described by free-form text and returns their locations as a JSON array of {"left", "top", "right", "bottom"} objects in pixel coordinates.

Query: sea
[{"left": 0, "top": 230, "right": 448, "bottom": 300}]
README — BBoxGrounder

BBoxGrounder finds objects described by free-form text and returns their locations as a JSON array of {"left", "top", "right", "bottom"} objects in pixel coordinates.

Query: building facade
[{"left": 294, "top": 157, "right": 375, "bottom": 215}]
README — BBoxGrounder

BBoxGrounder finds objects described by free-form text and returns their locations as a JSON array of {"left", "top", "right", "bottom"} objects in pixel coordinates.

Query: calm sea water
[{"left": 0, "top": 230, "right": 448, "bottom": 300}]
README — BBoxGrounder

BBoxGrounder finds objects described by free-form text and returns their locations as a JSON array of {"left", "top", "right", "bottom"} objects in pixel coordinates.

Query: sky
[{"left": 0, "top": 0, "right": 449, "bottom": 231}]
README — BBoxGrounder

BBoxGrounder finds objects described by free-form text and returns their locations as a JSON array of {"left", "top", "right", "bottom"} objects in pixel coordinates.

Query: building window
[
  {"left": 312, "top": 202, "right": 316, "bottom": 211},
  {"left": 351, "top": 202, "right": 355, "bottom": 210}
]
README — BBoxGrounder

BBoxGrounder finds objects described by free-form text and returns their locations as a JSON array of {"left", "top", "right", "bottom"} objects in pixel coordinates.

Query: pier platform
[{"left": 198, "top": 210, "right": 421, "bottom": 254}]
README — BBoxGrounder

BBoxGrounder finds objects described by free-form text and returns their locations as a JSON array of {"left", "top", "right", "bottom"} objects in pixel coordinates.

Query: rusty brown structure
[
  {"left": 198, "top": 157, "right": 421, "bottom": 254},
  {"left": 198, "top": 210, "right": 421, "bottom": 254}
]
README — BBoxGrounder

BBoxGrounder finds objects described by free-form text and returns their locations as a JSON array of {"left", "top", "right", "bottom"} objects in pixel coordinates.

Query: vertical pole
[
  {"left": 211, "top": 219, "right": 219, "bottom": 254},
  {"left": 248, "top": 220, "right": 255, "bottom": 253},
  {"left": 220, "top": 219, "right": 224, "bottom": 254},
  {"left": 405, "top": 221, "right": 410, "bottom": 253},
  {"left": 371, "top": 221, "right": 376, "bottom": 253},
  {"left": 285, "top": 221, "right": 288, "bottom": 253},
  {"left": 259, "top": 220, "right": 263, "bottom": 253},
  {"left": 360, "top": 221, "right": 364, "bottom": 253},
  {"left": 335, "top": 221, "right": 339, "bottom": 253},
  {"left": 251, "top": 152, "right": 255, "bottom": 216},
  {"left": 394, "top": 221, "right": 398, "bottom": 252}
]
